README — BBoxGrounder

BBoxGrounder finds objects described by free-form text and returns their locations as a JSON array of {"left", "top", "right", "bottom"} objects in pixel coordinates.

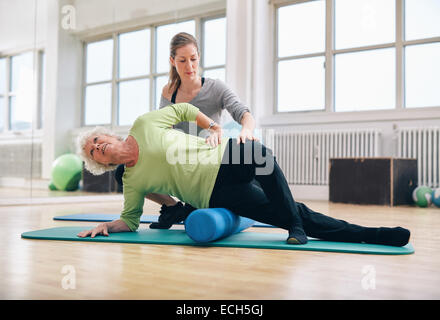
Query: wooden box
[{"left": 329, "top": 158, "right": 418, "bottom": 206}]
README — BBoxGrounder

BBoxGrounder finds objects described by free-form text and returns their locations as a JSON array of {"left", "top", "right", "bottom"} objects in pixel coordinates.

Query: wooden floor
[{"left": 1, "top": 187, "right": 440, "bottom": 300}]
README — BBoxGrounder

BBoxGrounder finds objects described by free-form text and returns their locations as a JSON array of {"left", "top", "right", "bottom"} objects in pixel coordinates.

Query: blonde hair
[
  {"left": 76, "top": 126, "right": 123, "bottom": 175},
  {"left": 168, "top": 32, "right": 200, "bottom": 94}
]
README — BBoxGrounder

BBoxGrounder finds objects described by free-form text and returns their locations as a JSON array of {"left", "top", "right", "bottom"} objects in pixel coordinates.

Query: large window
[
  {"left": 83, "top": 15, "right": 226, "bottom": 127},
  {"left": 0, "top": 51, "right": 44, "bottom": 133},
  {"left": 404, "top": 0, "right": 440, "bottom": 108},
  {"left": 276, "top": 0, "right": 326, "bottom": 112},
  {"left": 84, "top": 39, "right": 113, "bottom": 125},
  {"left": 118, "top": 29, "right": 151, "bottom": 126},
  {"left": 276, "top": 0, "right": 440, "bottom": 113},
  {"left": 202, "top": 17, "right": 227, "bottom": 81}
]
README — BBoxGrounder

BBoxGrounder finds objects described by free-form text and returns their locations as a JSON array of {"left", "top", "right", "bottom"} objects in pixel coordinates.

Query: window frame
[
  {"left": 81, "top": 13, "right": 226, "bottom": 128},
  {"left": 273, "top": 0, "right": 440, "bottom": 117},
  {"left": 200, "top": 14, "right": 227, "bottom": 76},
  {"left": 0, "top": 49, "right": 44, "bottom": 136}
]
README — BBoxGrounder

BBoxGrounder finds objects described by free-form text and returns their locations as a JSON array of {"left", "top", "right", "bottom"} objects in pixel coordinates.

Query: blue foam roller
[{"left": 184, "top": 208, "right": 255, "bottom": 243}]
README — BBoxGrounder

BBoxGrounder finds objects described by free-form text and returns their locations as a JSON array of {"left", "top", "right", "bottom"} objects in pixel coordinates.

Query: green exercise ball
[
  {"left": 412, "top": 186, "right": 432, "bottom": 208},
  {"left": 48, "top": 181, "right": 58, "bottom": 191},
  {"left": 51, "top": 154, "right": 83, "bottom": 191}
]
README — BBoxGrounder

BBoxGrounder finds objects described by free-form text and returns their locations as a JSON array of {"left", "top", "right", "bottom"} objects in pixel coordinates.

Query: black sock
[
  {"left": 377, "top": 227, "right": 410, "bottom": 247},
  {"left": 364, "top": 227, "right": 410, "bottom": 247},
  {"left": 287, "top": 227, "right": 308, "bottom": 244}
]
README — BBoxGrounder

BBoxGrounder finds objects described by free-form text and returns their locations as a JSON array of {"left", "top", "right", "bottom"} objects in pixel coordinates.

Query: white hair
[{"left": 76, "top": 126, "right": 123, "bottom": 176}]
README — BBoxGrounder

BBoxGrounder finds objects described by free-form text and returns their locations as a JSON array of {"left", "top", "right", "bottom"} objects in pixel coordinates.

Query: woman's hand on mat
[
  {"left": 237, "top": 127, "right": 259, "bottom": 144},
  {"left": 206, "top": 126, "right": 222, "bottom": 148},
  {"left": 77, "top": 223, "right": 109, "bottom": 238}
]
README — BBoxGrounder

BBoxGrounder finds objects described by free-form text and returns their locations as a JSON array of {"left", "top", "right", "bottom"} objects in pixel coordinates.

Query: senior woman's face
[{"left": 84, "top": 134, "right": 122, "bottom": 165}]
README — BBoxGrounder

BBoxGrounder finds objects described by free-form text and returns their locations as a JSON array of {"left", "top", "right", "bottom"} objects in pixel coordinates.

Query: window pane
[
  {"left": 155, "top": 75, "right": 168, "bottom": 109},
  {"left": 10, "top": 96, "right": 31, "bottom": 131},
  {"left": 10, "top": 52, "right": 34, "bottom": 131},
  {"left": 335, "top": 0, "right": 395, "bottom": 50},
  {"left": 11, "top": 52, "right": 33, "bottom": 92},
  {"left": 203, "top": 68, "right": 225, "bottom": 82},
  {"left": 0, "top": 58, "right": 6, "bottom": 93},
  {"left": 405, "top": 43, "right": 440, "bottom": 108},
  {"left": 156, "top": 20, "right": 196, "bottom": 74},
  {"left": 86, "top": 39, "right": 113, "bottom": 83},
  {"left": 277, "top": 1, "right": 325, "bottom": 57},
  {"left": 277, "top": 57, "right": 325, "bottom": 112},
  {"left": 335, "top": 48, "right": 395, "bottom": 112},
  {"left": 118, "top": 79, "right": 149, "bottom": 126},
  {"left": 0, "top": 97, "right": 4, "bottom": 131},
  {"left": 405, "top": 0, "right": 440, "bottom": 41},
  {"left": 84, "top": 83, "right": 112, "bottom": 125},
  {"left": 119, "top": 29, "right": 150, "bottom": 79},
  {"left": 203, "top": 17, "right": 226, "bottom": 67}
]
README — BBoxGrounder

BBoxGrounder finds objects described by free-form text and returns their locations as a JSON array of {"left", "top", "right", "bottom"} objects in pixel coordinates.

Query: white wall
[
  {"left": 41, "top": 0, "right": 82, "bottom": 179},
  {"left": 73, "top": 0, "right": 223, "bottom": 31},
  {"left": 0, "top": 0, "right": 47, "bottom": 53},
  {"left": 70, "top": 0, "right": 225, "bottom": 41}
]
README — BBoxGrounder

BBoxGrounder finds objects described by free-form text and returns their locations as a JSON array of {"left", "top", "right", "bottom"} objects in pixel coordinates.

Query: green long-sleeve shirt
[{"left": 120, "top": 103, "right": 230, "bottom": 231}]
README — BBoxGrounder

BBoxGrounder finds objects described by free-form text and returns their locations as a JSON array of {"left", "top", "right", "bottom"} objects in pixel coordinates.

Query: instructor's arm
[{"left": 77, "top": 219, "right": 131, "bottom": 238}]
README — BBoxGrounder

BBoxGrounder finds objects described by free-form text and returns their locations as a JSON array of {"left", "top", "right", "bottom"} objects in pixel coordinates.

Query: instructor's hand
[
  {"left": 237, "top": 128, "right": 259, "bottom": 144},
  {"left": 77, "top": 223, "right": 109, "bottom": 238}
]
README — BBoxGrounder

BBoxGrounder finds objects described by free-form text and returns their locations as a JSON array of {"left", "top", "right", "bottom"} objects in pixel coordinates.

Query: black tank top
[{"left": 171, "top": 77, "right": 205, "bottom": 103}]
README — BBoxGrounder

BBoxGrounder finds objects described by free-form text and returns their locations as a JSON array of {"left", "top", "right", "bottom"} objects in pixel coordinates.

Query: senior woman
[{"left": 77, "top": 103, "right": 411, "bottom": 247}]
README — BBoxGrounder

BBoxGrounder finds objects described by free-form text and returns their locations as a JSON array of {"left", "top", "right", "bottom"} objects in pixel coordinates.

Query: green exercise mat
[{"left": 21, "top": 226, "right": 414, "bottom": 255}]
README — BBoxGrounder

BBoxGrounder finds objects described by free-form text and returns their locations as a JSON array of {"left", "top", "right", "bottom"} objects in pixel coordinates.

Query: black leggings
[{"left": 209, "top": 139, "right": 372, "bottom": 242}]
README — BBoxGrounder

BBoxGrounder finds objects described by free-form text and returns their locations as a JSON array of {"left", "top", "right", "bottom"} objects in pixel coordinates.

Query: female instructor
[{"left": 115, "top": 32, "right": 258, "bottom": 228}]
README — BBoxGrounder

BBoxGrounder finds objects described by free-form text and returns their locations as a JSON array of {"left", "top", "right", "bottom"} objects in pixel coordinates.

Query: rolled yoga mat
[
  {"left": 53, "top": 213, "right": 273, "bottom": 228},
  {"left": 21, "top": 227, "right": 414, "bottom": 255},
  {"left": 184, "top": 208, "right": 255, "bottom": 243}
]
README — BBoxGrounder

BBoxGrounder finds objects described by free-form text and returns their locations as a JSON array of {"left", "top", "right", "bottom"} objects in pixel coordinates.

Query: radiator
[
  {"left": 397, "top": 127, "right": 440, "bottom": 188},
  {"left": 0, "top": 142, "right": 42, "bottom": 178},
  {"left": 265, "top": 129, "right": 381, "bottom": 185}
]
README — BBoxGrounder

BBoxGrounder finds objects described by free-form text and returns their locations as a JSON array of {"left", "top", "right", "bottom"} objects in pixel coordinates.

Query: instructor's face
[{"left": 170, "top": 44, "right": 200, "bottom": 81}]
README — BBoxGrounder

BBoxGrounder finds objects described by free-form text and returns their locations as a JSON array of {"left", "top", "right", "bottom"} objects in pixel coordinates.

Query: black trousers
[{"left": 209, "top": 139, "right": 373, "bottom": 242}]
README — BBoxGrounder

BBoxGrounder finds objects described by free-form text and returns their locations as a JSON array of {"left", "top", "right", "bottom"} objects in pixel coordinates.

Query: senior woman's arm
[
  {"left": 155, "top": 103, "right": 223, "bottom": 148},
  {"left": 77, "top": 219, "right": 130, "bottom": 238}
]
